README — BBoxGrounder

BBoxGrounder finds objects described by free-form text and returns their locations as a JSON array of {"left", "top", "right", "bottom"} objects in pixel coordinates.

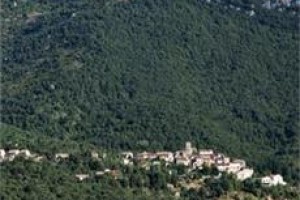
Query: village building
[
  {"left": 232, "top": 159, "right": 246, "bottom": 169},
  {"left": 95, "top": 171, "right": 105, "bottom": 176},
  {"left": 7, "top": 149, "right": 20, "bottom": 161},
  {"left": 175, "top": 157, "right": 190, "bottom": 166},
  {"left": 75, "top": 174, "right": 89, "bottom": 181},
  {"left": 175, "top": 191, "right": 181, "bottom": 198},
  {"left": 261, "top": 174, "right": 287, "bottom": 186},
  {"left": 214, "top": 153, "right": 230, "bottom": 164},
  {"left": 55, "top": 153, "right": 69, "bottom": 160},
  {"left": 0, "top": 149, "right": 5, "bottom": 160},
  {"left": 198, "top": 149, "right": 214, "bottom": 157},
  {"left": 184, "top": 141, "right": 194, "bottom": 156},
  {"left": 215, "top": 157, "right": 224, "bottom": 165},
  {"left": 223, "top": 156, "right": 230, "bottom": 164},
  {"left": 156, "top": 151, "right": 174, "bottom": 162},
  {"left": 191, "top": 157, "right": 203, "bottom": 169},
  {"left": 123, "top": 158, "right": 134, "bottom": 166},
  {"left": 7, "top": 149, "right": 20, "bottom": 156},
  {"left": 226, "top": 162, "right": 243, "bottom": 173},
  {"left": 175, "top": 150, "right": 188, "bottom": 159},
  {"left": 201, "top": 156, "right": 215, "bottom": 166},
  {"left": 136, "top": 152, "right": 157, "bottom": 161},
  {"left": 236, "top": 168, "right": 254, "bottom": 181},
  {"left": 166, "top": 183, "right": 176, "bottom": 191},
  {"left": 216, "top": 164, "right": 228, "bottom": 172},
  {"left": 19, "top": 149, "right": 31, "bottom": 157},
  {"left": 91, "top": 151, "right": 99, "bottom": 159},
  {"left": 121, "top": 151, "right": 134, "bottom": 165},
  {"left": 102, "top": 153, "right": 107, "bottom": 159},
  {"left": 198, "top": 149, "right": 215, "bottom": 165},
  {"left": 32, "top": 156, "right": 44, "bottom": 162}
]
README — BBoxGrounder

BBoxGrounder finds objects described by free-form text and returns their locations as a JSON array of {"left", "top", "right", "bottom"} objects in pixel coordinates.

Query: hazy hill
[{"left": 1, "top": 0, "right": 299, "bottom": 182}]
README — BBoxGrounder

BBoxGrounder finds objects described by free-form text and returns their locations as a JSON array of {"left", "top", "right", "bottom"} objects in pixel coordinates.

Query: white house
[
  {"left": 32, "top": 156, "right": 44, "bottom": 162},
  {"left": 227, "top": 162, "right": 243, "bottom": 173},
  {"left": 8, "top": 149, "right": 20, "bottom": 156},
  {"left": 261, "top": 174, "right": 287, "bottom": 186},
  {"left": 223, "top": 156, "right": 230, "bottom": 164},
  {"left": 91, "top": 151, "right": 99, "bottom": 159},
  {"left": 122, "top": 158, "right": 133, "bottom": 166},
  {"left": 95, "top": 171, "right": 105, "bottom": 176},
  {"left": 215, "top": 157, "right": 224, "bottom": 165},
  {"left": 0, "top": 149, "right": 5, "bottom": 159},
  {"left": 201, "top": 156, "right": 215, "bottom": 166},
  {"left": 192, "top": 157, "right": 203, "bottom": 169},
  {"left": 176, "top": 157, "right": 190, "bottom": 166},
  {"left": 217, "top": 164, "right": 228, "bottom": 172},
  {"left": 198, "top": 149, "right": 214, "bottom": 157},
  {"left": 236, "top": 168, "right": 254, "bottom": 181},
  {"left": 7, "top": 149, "right": 20, "bottom": 161},
  {"left": 20, "top": 149, "right": 31, "bottom": 157},
  {"left": 136, "top": 152, "right": 157, "bottom": 161},
  {"left": 55, "top": 153, "right": 69, "bottom": 160},
  {"left": 75, "top": 174, "right": 89, "bottom": 181}
]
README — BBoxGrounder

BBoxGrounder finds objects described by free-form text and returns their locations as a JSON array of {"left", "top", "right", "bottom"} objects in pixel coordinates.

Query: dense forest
[{"left": 1, "top": 0, "right": 299, "bottom": 195}]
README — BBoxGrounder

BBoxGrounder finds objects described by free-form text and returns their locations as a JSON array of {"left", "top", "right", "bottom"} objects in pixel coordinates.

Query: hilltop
[{"left": 1, "top": 0, "right": 299, "bottom": 186}]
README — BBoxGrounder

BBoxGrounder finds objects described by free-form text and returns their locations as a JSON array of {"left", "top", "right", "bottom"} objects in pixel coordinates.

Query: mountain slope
[{"left": 1, "top": 0, "right": 299, "bottom": 182}]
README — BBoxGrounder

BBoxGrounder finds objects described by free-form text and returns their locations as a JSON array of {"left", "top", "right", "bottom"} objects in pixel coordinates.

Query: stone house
[
  {"left": 175, "top": 157, "right": 190, "bottom": 166},
  {"left": 236, "top": 168, "right": 254, "bottom": 181},
  {"left": 20, "top": 149, "right": 31, "bottom": 157},
  {"left": 191, "top": 157, "right": 203, "bottom": 169},
  {"left": 261, "top": 174, "right": 287, "bottom": 186},
  {"left": 55, "top": 153, "right": 69, "bottom": 160},
  {"left": 136, "top": 152, "right": 157, "bottom": 161},
  {"left": 0, "top": 149, "right": 5, "bottom": 160}
]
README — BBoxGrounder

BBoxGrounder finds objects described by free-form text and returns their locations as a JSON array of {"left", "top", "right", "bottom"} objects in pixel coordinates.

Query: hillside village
[{"left": 0, "top": 142, "right": 287, "bottom": 189}]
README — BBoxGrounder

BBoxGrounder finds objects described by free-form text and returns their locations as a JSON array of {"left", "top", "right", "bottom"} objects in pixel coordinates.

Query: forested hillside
[{"left": 1, "top": 0, "right": 299, "bottom": 184}]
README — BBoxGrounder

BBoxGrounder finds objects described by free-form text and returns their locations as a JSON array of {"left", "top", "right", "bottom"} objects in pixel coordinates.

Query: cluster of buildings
[
  {"left": 200, "top": 0, "right": 299, "bottom": 16},
  {"left": 0, "top": 148, "right": 44, "bottom": 162},
  {"left": 121, "top": 142, "right": 254, "bottom": 181},
  {"left": 0, "top": 143, "right": 288, "bottom": 186},
  {"left": 262, "top": 0, "right": 300, "bottom": 9},
  {"left": 120, "top": 142, "right": 287, "bottom": 185}
]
